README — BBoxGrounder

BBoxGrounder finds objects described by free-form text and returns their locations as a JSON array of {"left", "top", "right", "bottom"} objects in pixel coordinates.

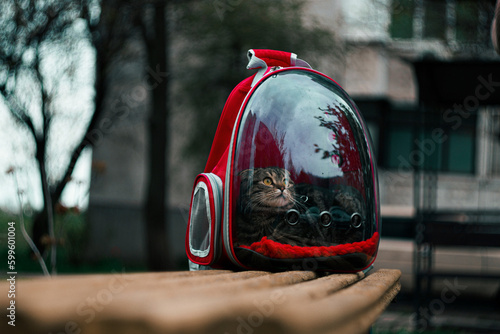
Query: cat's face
[{"left": 239, "top": 168, "right": 295, "bottom": 211}]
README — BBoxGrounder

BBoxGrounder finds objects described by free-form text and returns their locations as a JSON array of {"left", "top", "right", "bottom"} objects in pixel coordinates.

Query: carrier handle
[
  {"left": 246, "top": 49, "right": 311, "bottom": 87},
  {"left": 247, "top": 49, "right": 311, "bottom": 70}
]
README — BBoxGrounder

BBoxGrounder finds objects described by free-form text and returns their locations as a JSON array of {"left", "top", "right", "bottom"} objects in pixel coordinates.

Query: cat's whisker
[{"left": 290, "top": 196, "right": 307, "bottom": 211}]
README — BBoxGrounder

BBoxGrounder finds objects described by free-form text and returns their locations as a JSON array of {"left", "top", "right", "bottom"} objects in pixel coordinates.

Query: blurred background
[{"left": 1, "top": 0, "right": 500, "bottom": 332}]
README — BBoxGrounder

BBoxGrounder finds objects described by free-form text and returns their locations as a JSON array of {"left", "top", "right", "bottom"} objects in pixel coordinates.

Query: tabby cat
[
  {"left": 236, "top": 167, "right": 297, "bottom": 246},
  {"left": 236, "top": 167, "right": 366, "bottom": 247}
]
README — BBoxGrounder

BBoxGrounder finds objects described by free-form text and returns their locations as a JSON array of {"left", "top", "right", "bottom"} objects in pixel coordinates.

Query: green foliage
[
  {"left": 54, "top": 210, "right": 88, "bottom": 265},
  {"left": 175, "top": 0, "right": 336, "bottom": 169},
  {"left": 0, "top": 210, "right": 145, "bottom": 275}
]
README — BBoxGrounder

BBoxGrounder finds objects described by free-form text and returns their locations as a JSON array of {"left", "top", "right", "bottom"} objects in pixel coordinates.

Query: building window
[
  {"left": 390, "top": 0, "right": 494, "bottom": 46},
  {"left": 455, "top": 1, "right": 480, "bottom": 42},
  {"left": 386, "top": 126, "right": 414, "bottom": 169},
  {"left": 367, "top": 106, "right": 477, "bottom": 174},
  {"left": 390, "top": 0, "right": 415, "bottom": 39},
  {"left": 445, "top": 130, "right": 475, "bottom": 173},
  {"left": 423, "top": 1, "right": 447, "bottom": 40}
]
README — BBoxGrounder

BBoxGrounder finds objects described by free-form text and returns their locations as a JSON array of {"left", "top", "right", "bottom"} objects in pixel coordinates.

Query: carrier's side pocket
[{"left": 186, "top": 173, "right": 222, "bottom": 267}]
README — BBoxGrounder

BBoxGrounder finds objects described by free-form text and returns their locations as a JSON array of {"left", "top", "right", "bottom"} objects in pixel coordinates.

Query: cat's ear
[{"left": 239, "top": 169, "right": 254, "bottom": 180}]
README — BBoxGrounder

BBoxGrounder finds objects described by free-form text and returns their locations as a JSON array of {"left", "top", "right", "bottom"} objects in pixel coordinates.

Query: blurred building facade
[
  {"left": 309, "top": 0, "right": 500, "bottom": 215},
  {"left": 312, "top": 0, "right": 500, "bottom": 296},
  {"left": 87, "top": 0, "right": 500, "bottom": 268}
]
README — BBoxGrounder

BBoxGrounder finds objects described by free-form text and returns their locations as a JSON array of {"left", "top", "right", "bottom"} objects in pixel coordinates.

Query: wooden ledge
[{"left": 1, "top": 268, "right": 401, "bottom": 334}]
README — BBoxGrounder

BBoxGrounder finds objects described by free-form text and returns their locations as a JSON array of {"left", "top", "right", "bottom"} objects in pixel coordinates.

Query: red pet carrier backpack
[{"left": 186, "top": 49, "right": 380, "bottom": 272}]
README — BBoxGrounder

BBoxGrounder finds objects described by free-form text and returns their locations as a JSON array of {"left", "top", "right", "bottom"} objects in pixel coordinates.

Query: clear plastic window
[
  {"left": 230, "top": 70, "right": 379, "bottom": 271},
  {"left": 189, "top": 183, "right": 211, "bottom": 257}
]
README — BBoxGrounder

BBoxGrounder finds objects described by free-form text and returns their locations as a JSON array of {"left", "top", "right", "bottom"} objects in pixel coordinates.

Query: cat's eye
[{"left": 263, "top": 178, "right": 273, "bottom": 186}]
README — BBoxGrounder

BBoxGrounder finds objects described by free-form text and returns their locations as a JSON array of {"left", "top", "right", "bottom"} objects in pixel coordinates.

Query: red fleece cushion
[{"left": 240, "top": 232, "right": 379, "bottom": 259}]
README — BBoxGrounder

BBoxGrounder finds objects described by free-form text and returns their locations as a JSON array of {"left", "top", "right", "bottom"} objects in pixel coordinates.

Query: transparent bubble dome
[{"left": 229, "top": 69, "right": 380, "bottom": 271}]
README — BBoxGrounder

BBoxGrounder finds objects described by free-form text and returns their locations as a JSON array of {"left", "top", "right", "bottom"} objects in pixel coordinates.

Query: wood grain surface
[{"left": 1, "top": 269, "right": 401, "bottom": 334}]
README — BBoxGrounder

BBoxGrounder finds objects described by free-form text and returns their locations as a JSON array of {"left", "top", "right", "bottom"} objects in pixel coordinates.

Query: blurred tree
[
  {"left": 175, "top": 0, "right": 337, "bottom": 168},
  {"left": 0, "top": 0, "right": 139, "bottom": 270},
  {"left": 136, "top": 1, "right": 173, "bottom": 271}
]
